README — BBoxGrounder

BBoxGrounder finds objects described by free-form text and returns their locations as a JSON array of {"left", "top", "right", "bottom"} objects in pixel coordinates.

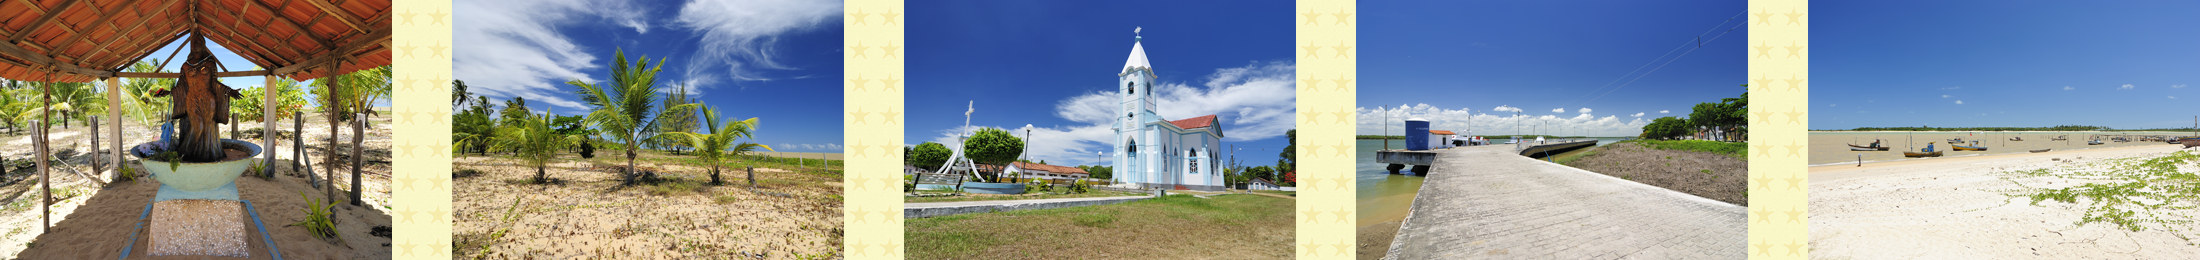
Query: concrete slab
[{"left": 1384, "top": 145, "right": 1745, "bottom": 259}]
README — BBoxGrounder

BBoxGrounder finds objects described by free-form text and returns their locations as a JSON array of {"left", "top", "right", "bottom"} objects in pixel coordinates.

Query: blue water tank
[{"left": 1405, "top": 118, "right": 1430, "bottom": 150}]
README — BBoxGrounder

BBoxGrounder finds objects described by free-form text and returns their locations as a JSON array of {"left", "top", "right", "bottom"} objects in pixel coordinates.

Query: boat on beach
[
  {"left": 1903, "top": 151, "right": 1943, "bottom": 157},
  {"left": 1952, "top": 141, "right": 1987, "bottom": 151},
  {"left": 2029, "top": 148, "right": 2052, "bottom": 153},
  {"left": 2182, "top": 137, "right": 2199, "bottom": 149},
  {"left": 2088, "top": 139, "right": 2104, "bottom": 145},
  {"left": 1849, "top": 146, "right": 1888, "bottom": 151},
  {"left": 2008, "top": 136, "right": 2023, "bottom": 141},
  {"left": 2051, "top": 135, "right": 2068, "bottom": 141}
]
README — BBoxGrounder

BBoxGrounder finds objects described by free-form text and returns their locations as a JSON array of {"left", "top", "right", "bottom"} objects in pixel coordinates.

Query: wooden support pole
[
  {"left": 34, "top": 119, "right": 49, "bottom": 232},
  {"left": 325, "top": 64, "right": 339, "bottom": 204},
  {"left": 350, "top": 113, "right": 364, "bottom": 206},
  {"left": 264, "top": 75, "right": 279, "bottom": 178},
  {"left": 106, "top": 77, "right": 120, "bottom": 181}
]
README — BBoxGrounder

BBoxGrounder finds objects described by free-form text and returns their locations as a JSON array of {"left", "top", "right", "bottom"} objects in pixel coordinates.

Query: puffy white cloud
[
  {"left": 454, "top": 0, "right": 657, "bottom": 110},
  {"left": 2120, "top": 84, "right": 2135, "bottom": 90},
  {"left": 1954, "top": 100, "right": 1964, "bottom": 105},
  {"left": 1630, "top": 112, "right": 1645, "bottom": 118},
  {"left": 1551, "top": 108, "right": 1566, "bottom": 113},
  {"left": 675, "top": 0, "right": 844, "bottom": 83},
  {"left": 1658, "top": 110, "right": 1670, "bottom": 114},
  {"left": 1358, "top": 104, "right": 1648, "bottom": 137},
  {"left": 920, "top": 61, "right": 1296, "bottom": 167},
  {"left": 1940, "top": 94, "right": 1951, "bottom": 99},
  {"left": 1577, "top": 108, "right": 1592, "bottom": 114},
  {"left": 1491, "top": 105, "right": 1523, "bottom": 113}
]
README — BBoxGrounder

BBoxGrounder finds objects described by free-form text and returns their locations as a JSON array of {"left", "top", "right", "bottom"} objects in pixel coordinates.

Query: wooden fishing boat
[
  {"left": 2029, "top": 149, "right": 2052, "bottom": 153},
  {"left": 2088, "top": 140, "right": 2104, "bottom": 145},
  {"left": 1847, "top": 144, "right": 1889, "bottom": 151},
  {"left": 2182, "top": 137, "right": 2199, "bottom": 149},
  {"left": 1952, "top": 145, "right": 1987, "bottom": 151},
  {"left": 2009, "top": 137, "right": 2023, "bottom": 141},
  {"left": 1904, "top": 151, "right": 1943, "bottom": 157},
  {"left": 2051, "top": 135, "right": 2068, "bottom": 141}
]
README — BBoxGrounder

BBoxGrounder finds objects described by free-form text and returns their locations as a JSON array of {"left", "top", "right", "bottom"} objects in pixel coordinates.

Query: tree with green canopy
[
  {"left": 906, "top": 142, "right": 951, "bottom": 170},
  {"left": 492, "top": 111, "right": 577, "bottom": 183},
  {"left": 667, "top": 106, "right": 772, "bottom": 185},
  {"left": 961, "top": 127, "right": 1023, "bottom": 182},
  {"left": 569, "top": 49, "right": 700, "bottom": 183}
]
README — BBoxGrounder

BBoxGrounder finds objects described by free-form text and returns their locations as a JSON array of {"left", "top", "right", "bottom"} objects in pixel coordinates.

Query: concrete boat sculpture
[{"left": 129, "top": 34, "right": 261, "bottom": 198}]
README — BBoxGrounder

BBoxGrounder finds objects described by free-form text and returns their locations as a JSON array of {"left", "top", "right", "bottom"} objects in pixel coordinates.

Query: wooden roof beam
[
  {"left": 85, "top": 0, "right": 187, "bottom": 66},
  {"left": 51, "top": 0, "right": 151, "bottom": 59},
  {"left": 248, "top": 0, "right": 333, "bottom": 51},
  {"left": 0, "top": 41, "right": 114, "bottom": 79},
  {"left": 197, "top": 11, "right": 297, "bottom": 66},
  {"left": 302, "top": 0, "right": 367, "bottom": 33},
  {"left": 10, "top": 0, "right": 85, "bottom": 41},
  {"left": 270, "top": 19, "right": 387, "bottom": 76}
]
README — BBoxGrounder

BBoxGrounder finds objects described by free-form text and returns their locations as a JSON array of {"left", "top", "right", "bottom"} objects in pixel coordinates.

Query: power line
[{"left": 1566, "top": 12, "right": 1747, "bottom": 107}]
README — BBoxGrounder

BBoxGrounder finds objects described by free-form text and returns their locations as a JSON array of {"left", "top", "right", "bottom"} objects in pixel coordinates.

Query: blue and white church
[{"left": 1113, "top": 31, "right": 1226, "bottom": 191}]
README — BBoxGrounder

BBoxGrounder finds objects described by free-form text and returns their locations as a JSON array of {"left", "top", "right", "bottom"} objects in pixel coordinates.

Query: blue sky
[
  {"left": 1814, "top": 1, "right": 2199, "bottom": 130},
  {"left": 1357, "top": 0, "right": 1746, "bottom": 137},
  {"left": 906, "top": 0, "right": 1296, "bottom": 168},
  {"left": 454, "top": 0, "right": 845, "bottom": 152}
]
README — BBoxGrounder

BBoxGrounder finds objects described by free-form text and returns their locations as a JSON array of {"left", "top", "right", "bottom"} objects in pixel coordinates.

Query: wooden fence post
[
  {"left": 90, "top": 115, "right": 100, "bottom": 179},
  {"left": 351, "top": 113, "right": 364, "bottom": 206},
  {"left": 295, "top": 113, "right": 305, "bottom": 182}
]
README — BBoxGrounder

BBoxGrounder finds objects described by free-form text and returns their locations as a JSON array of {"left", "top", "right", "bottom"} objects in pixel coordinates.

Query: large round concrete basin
[{"left": 133, "top": 139, "right": 262, "bottom": 191}]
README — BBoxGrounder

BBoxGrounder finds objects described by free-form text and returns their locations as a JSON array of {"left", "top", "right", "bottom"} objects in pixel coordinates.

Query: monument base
[{"left": 147, "top": 200, "right": 248, "bottom": 257}]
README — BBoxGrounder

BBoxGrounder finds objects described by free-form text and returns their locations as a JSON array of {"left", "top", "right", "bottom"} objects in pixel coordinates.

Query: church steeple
[{"left": 1123, "top": 27, "right": 1152, "bottom": 76}]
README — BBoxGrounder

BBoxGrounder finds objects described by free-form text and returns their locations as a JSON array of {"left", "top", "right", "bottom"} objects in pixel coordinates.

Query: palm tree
[
  {"left": 670, "top": 106, "right": 771, "bottom": 185},
  {"left": 492, "top": 111, "right": 575, "bottom": 182},
  {"left": 232, "top": 67, "right": 309, "bottom": 133},
  {"left": 569, "top": 49, "right": 699, "bottom": 183},
  {"left": 120, "top": 60, "right": 177, "bottom": 128}
]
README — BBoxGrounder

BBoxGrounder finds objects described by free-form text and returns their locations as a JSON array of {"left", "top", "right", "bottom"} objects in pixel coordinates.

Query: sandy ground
[
  {"left": 1811, "top": 144, "right": 2200, "bottom": 259},
  {"left": 1810, "top": 131, "right": 2192, "bottom": 165},
  {"left": 451, "top": 155, "right": 843, "bottom": 259},
  {"left": 0, "top": 112, "right": 394, "bottom": 259},
  {"left": 1565, "top": 142, "right": 1749, "bottom": 205}
]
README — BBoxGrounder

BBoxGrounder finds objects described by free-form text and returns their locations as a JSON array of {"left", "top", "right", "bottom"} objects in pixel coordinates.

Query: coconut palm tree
[
  {"left": 120, "top": 60, "right": 177, "bottom": 128},
  {"left": 669, "top": 106, "right": 771, "bottom": 185},
  {"left": 492, "top": 111, "right": 576, "bottom": 182},
  {"left": 569, "top": 49, "right": 699, "bottom": 183}
]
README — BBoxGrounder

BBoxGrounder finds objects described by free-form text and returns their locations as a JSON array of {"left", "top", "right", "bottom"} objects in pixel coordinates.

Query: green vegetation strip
[
  {"left": 2000, "top": 150, "right": 2200, "bottom": 242},
  {"left": 1623, "top": 139, "right": 1747, "bottom": 158}
]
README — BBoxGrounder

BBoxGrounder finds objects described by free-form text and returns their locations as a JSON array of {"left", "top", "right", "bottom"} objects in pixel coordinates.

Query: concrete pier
[{"left": 1383, "top": 145, "right": 1744, "bottom": 259}]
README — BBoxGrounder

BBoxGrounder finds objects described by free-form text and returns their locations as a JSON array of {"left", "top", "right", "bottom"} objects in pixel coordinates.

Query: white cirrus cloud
[
  {"left": 674, "top": 0, "right": 844, "bottom": 84},
  {"left": 2063, "top": 86, "right": 2074, "bottom": 91},
  {"left": 2120, "top": 84, "right": 2135, "bottom": 90},
  {"left": 1954, "top": 100, "right": 1964, "bottom": 105},
  {"left": 1358, "top": 104, "right": 1648, "bottom": 137},
  {"left": 2171, "top": 96, "right": 2180, "bottom": 99},
  {"left": 454, "top": 0, "right": 657, "bottom": 110},
  {"left": 1940, "top": 94, "right": 1951, "bottom": 98},
  {"left": 1630, "top": 112, "right": 1645, "bottom": 117},
  {"left": 1577, "top": 108, "right": 1593, "bottom": 114},
  {"left": 1658, "top": 110, "right": 1671, "bottom": 114},
  {"left": 2175, "top": 84, "right": 2188, "bottom": 89},
  {"left": 925, "top": 61, "right": 1296, "bottom": 167}
]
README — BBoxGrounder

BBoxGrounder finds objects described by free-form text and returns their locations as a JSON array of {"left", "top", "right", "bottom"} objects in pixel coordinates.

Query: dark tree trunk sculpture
[{"left": 151, "top": 35, "right": 242, "bottom": 162}]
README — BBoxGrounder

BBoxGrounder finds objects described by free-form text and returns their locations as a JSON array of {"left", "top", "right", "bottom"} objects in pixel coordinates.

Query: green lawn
[{"left": 906, "top": 194, "right": 1294, "bottom": 259}]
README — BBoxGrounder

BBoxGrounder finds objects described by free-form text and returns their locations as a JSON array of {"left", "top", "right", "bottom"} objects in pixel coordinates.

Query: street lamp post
[{"left": 1021, "top": 124, "right": 1033, "bottom": 182}]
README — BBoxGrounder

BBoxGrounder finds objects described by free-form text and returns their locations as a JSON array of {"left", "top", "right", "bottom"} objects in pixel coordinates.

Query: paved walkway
[
  {"left": 1384, "top": 145, "right": 1745, "bottom": 259},
  {"left": 903, "top": 196, "right": 1151, "bottom": 218}
]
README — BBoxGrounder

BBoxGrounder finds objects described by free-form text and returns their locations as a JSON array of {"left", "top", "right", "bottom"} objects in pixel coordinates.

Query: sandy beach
[
  {"left": 451, "top": 154, "right": 843, "bottom": 259},
  {"left": 1811, "top": 143, "right": 2200, "bottom": 259},
  {"left": 1810, "top": 131, "right": 2191, "bottom": 165},
  {"left": 0, "top": 111, "right": 395, "bottom": 259}
]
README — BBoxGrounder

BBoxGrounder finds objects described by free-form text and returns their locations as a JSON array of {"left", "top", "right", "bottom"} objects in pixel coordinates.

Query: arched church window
[
  {"left": 1127, "top": 82, "right": 1135, "bottom": 94},
  {"left": 1127, "top": 140, "right": 1138, "bottom": 155}
]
